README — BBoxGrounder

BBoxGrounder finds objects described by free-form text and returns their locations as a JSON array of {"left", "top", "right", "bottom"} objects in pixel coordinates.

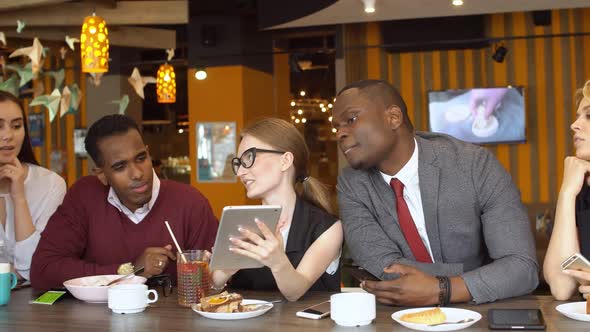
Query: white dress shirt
[
  {"left": 0, "top": 163, "right": 67, "bottom": 280},
  {"left": 380, "top": 139, "right": 434, "bottom": 262},
  {"left": 107, "top": 170, "right": 160, "bottom": 224}
]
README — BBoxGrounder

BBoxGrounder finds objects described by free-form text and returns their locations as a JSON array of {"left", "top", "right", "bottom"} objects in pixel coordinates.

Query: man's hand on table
[{"left": 361, "top": 264, "right": 439, "bottom": 306}]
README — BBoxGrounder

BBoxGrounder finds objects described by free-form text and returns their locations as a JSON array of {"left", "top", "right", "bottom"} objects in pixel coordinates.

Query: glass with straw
[
  {"left": 176, "top": 250, "right": 210, "bottom": 307},
  {"left": 164, "top": 221, "right": 210, "bottom": 307}
]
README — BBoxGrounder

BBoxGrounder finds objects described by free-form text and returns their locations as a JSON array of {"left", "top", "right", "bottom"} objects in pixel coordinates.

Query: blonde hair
[
  {"left": 575, "top": 79, "right": 590, "bottom": 108},
  {"left": 241, "top": 118, "right": 335, "bottom": 215}
]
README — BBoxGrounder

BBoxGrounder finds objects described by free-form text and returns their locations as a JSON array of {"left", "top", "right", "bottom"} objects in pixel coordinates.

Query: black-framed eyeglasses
[
  {"left": 146, "top": 274, "right": 172, "bottom": 297},
  {"left": 231, "top": 147, "right": 285, "bottom": 175}
]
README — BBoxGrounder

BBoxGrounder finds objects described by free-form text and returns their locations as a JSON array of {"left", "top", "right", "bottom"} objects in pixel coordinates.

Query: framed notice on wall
[
  {"left": 74, "top": 128, "right": 88, "bottom": 158},
  {"left": 196, "top": 122, "right": 236, "bottom": 183},
  {"left": 28, "top": 113, "right": 44, "bottom": 147}
]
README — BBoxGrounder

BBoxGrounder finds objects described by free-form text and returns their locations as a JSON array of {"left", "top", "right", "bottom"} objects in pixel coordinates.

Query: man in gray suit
[{"left": 333, "top": 80, "right": 538, "bottom": 305}]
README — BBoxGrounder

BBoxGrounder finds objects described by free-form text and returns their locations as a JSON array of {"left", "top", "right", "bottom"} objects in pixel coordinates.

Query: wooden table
[{"left": 0, "top": 288, "right": 588, "bottom": 331}]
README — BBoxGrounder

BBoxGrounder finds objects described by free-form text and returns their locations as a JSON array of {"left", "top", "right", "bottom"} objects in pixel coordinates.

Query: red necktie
[{"left": 390, "top": 178, "right": 433, "bottom": 263}]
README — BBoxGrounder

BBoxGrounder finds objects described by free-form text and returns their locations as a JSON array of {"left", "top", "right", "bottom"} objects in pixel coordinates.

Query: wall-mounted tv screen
[{"left": 428, "top": 87, "right": 525, "bottom": 144}]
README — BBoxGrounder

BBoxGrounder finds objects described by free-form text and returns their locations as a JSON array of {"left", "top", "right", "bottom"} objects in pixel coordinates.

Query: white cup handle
[{"left": 147, "top": 290, "right": 158, "bottom": 304}]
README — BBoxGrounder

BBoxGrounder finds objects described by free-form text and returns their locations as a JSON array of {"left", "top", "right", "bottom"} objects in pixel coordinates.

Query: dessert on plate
[{"left": 399, "top": 307, "right": 446, "bottom": 325}]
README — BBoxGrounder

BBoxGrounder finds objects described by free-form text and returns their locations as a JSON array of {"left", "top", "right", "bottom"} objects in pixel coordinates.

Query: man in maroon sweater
[{"left": 31, "top": 115, "right": 218, "bottom": 290}]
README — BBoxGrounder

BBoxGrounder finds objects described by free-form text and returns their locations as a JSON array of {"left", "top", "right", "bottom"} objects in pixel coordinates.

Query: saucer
[
  {"left": 192, "top": 299, "right": 273, "bottom": 320},
  {"left": 392, "top": 307, "right": 481, "bottom": 331},
  {"left": 556, "top": 302, "right": 590, "bottom": 322}
]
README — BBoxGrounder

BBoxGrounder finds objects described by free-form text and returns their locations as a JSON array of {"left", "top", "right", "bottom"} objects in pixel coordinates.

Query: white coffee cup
[
  {"left": 108, "top": 284, "right": 158, "bottom": 314},
  {"left": 330, "top": 293, "right": 376, "bottom": 327},
  {"left": 0, "top": 263, "right": 10, "bottom": 274}
]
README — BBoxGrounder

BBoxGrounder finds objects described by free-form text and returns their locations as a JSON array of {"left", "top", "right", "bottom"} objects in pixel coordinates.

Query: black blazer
[
  {"left": 576, "top": 184, "right": 590, "bottom": 258},
  {"left": 230, "top": 197, "right": 341, "bottom": 293}
]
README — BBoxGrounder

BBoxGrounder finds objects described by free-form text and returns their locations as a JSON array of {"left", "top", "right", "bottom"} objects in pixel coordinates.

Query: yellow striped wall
[{"left": 343, "top": 9, "right": 590, "bottom": 204}]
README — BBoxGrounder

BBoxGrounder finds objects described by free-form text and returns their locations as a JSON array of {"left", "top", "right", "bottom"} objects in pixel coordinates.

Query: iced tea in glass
[{"left": 177, "top": 250, "right": 209, "bottom": 307}]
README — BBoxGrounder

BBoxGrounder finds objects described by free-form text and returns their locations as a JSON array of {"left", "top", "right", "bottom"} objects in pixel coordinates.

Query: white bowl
[{"left": 63, "top": 275, "right": 147, "bottom": 303}]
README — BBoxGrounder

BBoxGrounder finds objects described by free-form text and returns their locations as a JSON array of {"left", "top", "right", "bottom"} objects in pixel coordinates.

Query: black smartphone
[
  {"left": 489, "top": 309, "right": 546, "bottom": 330},
  {"left": 343, "top": 265, "right": 379, "bottom": 282}
]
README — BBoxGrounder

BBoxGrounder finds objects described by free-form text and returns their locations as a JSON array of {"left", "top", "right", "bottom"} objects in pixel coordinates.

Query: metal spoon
[{"left": 428, "top": 318, "right": 474, "bottom": 326}]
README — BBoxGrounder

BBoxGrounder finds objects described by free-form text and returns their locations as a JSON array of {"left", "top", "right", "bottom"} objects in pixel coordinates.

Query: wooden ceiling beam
[
  {"left": 4, "top": 26, "right": 176, "bottom": 49},
  {"left": 0, "top": 0, "right": 70, "bottom": 12},
  {"left": 0, "top": 1, "right": 188, "bottom": 26}
]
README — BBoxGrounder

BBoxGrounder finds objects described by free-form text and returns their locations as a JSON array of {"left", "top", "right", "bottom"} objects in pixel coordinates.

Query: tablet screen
[{"left": 209, "top": 205, "right": 282, "bottom": 270}]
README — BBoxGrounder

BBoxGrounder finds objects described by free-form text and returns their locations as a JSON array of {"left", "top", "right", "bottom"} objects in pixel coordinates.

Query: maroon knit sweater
[{"left": 30, "top": 176, "right": 218, "bottom": 290}]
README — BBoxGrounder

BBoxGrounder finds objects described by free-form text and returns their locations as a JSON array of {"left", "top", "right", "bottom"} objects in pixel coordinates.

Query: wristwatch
[{"left": 117, "top": 262, "right": 134, "bottom": 275}]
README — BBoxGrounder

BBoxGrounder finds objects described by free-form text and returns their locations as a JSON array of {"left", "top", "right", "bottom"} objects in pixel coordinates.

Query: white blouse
[{"left": 0, "top": 163, "right": 66, "bottom": 280}]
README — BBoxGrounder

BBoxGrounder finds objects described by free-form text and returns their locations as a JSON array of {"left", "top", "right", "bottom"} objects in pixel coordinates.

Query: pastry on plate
[
  {"left": 199, "top": 291, "right": 243, "bottom": 313},
  {"left": 400, "top": 307, "right": 446, "bottom": 325}
]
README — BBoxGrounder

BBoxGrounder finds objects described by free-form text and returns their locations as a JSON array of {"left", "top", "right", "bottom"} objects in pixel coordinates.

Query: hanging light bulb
[
  {"left": 156, "top": 63, "right": 176, "bottom": 103},
  {"left": 290, "top": 101, "right": 296, "bottom": 107},
  {"left": 81, "top": 13, "right": 109, "bottom": 73}
]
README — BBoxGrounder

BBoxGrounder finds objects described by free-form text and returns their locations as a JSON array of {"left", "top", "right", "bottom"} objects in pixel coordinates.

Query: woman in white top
[
  {"left": 0, "top": 91, "right": 66, "bottom": 280},
  {"left": 211, "top": 118, "right": 343, "bottom": 301}
]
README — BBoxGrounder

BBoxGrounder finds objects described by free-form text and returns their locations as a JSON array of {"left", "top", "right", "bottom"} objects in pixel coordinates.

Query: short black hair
[
  {"left": 337, "top": 79, "right": 413, "bottom": 130},
  {"left": 0, "top": 91, "right": 39, "bottom": 166},
  {"left": 85, "top": 114, "right": 142, "bottom": 167}
]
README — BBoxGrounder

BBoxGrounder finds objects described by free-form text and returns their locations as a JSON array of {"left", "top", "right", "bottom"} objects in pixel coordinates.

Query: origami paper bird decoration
[
  {"left": 59, "top": 47, "right": 67, "bottom": 60},
  {"left": 0, "top": 32, "right": 5, "bottom": 47},
  {"left": 65, "top": 35, "right": 79, "bottom": 51},
  {"left": 127, "top": 67, "right": 156, "bottom": 99},
  {"left": 6, "top": 63, "right": 34, "bottom": 87},
  {"left": 16, "top": 20, "right": 25, "bottom": 33},
  {"left": 9, "top": 37, "right": 43, "bottom": 76},
  {"left": 110, "top": 95, "right": 129, "bottom": 115},
  {"left": 88, "top": 72, "right": 103, "bottom": 87},
  {"left": 60, "top": 83, "right": 81, "bottom": 117},
  {"left": 30, "top": 89, "right": 61, "bottom": 123},
  {"left": 60, "top": 86, "right": 70, "bottom": 117},
  {"left": 46, "top": 68, "right": 64, "bottom": 89},
  {"left": 0, "top": 76, "right": 19, "bottom": 96},
  {"left": 166, "top": 48, "right": 175, "bottom": 62}
]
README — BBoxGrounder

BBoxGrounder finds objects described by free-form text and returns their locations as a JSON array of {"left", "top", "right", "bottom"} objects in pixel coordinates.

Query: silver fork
[{"left": 428, "top": 318, "right": 474, "bottom": 326}]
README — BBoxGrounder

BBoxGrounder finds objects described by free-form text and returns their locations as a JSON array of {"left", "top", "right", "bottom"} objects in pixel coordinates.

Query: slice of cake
[
  {"left": 200, "top": 291, "right": 243, "bottom": 313},
  {"left": 400, "top": 307, "right": 446, "bottom": 325}
]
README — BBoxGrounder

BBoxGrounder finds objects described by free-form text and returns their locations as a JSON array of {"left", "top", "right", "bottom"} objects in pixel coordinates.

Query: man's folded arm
[
  {"left": 338, "top": 180, "right": 463, "bottom": 280},
  {"left": 31, "top": 194, "right": 119, "bottom": 290}
]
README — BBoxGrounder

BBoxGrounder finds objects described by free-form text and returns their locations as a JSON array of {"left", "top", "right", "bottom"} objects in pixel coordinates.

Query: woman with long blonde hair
[
  {"left": 544, "top": 79, "right": 590, "bottom": 300},
  {"left": 211, "top": 118, "right": 342, "bottom": 301}
]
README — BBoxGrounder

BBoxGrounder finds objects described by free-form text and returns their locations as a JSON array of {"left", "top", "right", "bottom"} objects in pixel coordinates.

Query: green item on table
[{"left": 31, "top": 290, "right": 66, "bottom": 305}]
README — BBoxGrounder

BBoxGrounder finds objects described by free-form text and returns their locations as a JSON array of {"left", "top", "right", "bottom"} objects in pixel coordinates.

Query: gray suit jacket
[{"left": 337, "top": 132, "right": 538, "bottom": 304}]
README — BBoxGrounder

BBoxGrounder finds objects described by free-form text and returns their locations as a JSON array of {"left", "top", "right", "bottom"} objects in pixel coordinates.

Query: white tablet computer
[{"left": 209, "top": 205, "right": 282, "bottom": 270}]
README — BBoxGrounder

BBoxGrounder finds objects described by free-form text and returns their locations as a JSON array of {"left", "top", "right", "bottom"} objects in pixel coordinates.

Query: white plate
[
  {"left": 392, "top": 307, "right": 481, "bottom": 331},
  {"left": 191, "top": 299, "right": 273, "bottom": 320},
  {"left": 556, "top": 301, "right": 590, "bottom": 322}
]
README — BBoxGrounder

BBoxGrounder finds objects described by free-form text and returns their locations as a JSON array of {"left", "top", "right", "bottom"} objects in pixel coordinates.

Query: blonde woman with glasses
[{"left": 211, "top": 118, "right": 342, "bottom": 301}]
